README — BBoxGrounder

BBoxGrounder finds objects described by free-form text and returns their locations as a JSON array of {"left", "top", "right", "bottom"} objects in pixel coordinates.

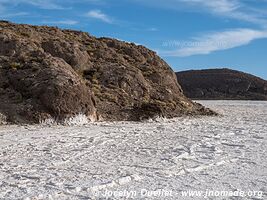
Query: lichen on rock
[{"left": 0, "top": 113, "right": 7, "bottom": 125}]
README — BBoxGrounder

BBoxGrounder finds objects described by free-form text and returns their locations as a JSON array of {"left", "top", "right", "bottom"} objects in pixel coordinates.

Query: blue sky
[{"left": 1, "top": 0, "right": 267, "bottom": 79}]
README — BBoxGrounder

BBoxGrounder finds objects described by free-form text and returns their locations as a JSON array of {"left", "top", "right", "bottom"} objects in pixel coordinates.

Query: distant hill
[{"left": 176, "top": 68, "right": 267, "bottom": 100}]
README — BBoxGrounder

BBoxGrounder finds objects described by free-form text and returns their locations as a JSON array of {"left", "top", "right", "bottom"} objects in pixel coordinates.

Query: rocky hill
[
  {"left": 0, "top": 21, "right": 215, "bottom": 124},
  {"left": 176, "top": 68, "right": 267, "bottom": 100}
]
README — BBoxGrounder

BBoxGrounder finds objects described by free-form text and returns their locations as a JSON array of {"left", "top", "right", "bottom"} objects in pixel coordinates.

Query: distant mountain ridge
[{"left": 176, "top": 68, "right": 267, "bottom": 100}]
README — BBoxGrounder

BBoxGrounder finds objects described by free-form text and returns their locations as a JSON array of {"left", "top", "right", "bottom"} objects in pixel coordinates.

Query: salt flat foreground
[{"left": 0, "top": 101, "right": 266, "bottom": 200}]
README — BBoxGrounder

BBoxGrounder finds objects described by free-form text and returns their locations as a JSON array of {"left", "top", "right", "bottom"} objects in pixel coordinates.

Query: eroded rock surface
[{"left": 0, "top": 21, "right": 215, "bottom": 124}]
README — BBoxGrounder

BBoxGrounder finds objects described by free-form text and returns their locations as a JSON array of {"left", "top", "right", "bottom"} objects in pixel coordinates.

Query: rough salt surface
[{"left": 0, "top": 101, "right": 266, "bottom": 199}]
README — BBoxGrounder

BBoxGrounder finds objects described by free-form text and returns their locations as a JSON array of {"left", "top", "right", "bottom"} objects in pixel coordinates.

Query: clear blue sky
[{"left": 1, "top": 0, "right": 267, "bottom": 79}]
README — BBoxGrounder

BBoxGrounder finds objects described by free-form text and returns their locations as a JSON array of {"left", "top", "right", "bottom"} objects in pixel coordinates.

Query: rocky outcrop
[
  {"left": 0, "top": 21, "right": 215, "bottom": 124},
  {"left": 176, "top": 68, "right": 267, "bottom": 100}
]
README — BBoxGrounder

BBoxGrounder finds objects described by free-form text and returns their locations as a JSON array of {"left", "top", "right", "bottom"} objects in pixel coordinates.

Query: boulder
[{"left": 0, "top": 21, "right": 215, "bottom": 124}]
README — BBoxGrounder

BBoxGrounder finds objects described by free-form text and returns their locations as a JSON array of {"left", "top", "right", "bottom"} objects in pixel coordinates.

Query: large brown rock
[
  {"left": 0, "top": 21, "right": 215, "bottom": 124},
  {"left": 176, "top": 68, "right": 267, "bottom": 100}
]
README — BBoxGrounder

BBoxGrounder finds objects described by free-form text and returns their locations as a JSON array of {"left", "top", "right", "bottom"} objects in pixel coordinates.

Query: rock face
[
  {"left": 0, "top": 113, "right": 7, "bottom": 125},
  {"left": 0, "top": 21, "right": 214, "bottom": 124},
  {"left": 176, "top": 68, "right": 267, "bottom": 100}
]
